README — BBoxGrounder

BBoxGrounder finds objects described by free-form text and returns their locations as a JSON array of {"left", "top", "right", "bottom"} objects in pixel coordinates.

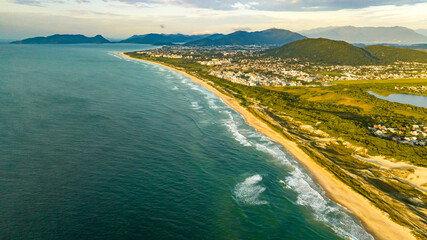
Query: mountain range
[
  {"left": 119, "top": 33, "right": 210, "bottom": 44},
  {"left": 300, "top": 26, "right": 427, "bottom": 44},
  {"left": 184, "top": 29, "right": 305, "bottom": 46},
  {"left": 11, "top": 34, "right": 110, "bottom": 44},
  {"left": 265, "top": 38, "right": 427, "bottom": 65},
  {"left": 11, "top": 26, "right": 427, "bottom": 46}
]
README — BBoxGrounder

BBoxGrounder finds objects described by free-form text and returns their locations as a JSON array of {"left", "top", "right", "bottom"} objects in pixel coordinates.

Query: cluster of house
[
  {"left": 394, "top": 85, "right": 426, "bottom": 93},
  {"left": 281, "top": 70, "right": 315, "bottom": 82},
  {"left": 136, "top": 50, "right": 191, "bottom": 59},
  {"left": 201, "top": 56, "right": 427, "bottom": 86},
  {"left": 368, "top": 124, "right": 427, "bottom": 146},
  {"left": 310, "top": 62, "right": 427, "bottom": 81},
  {"left": 198, "top": 59, "right": 231, "bottom": 66},
  {"left": 209, "top": 70, "right": 303, "bottom": 86}
]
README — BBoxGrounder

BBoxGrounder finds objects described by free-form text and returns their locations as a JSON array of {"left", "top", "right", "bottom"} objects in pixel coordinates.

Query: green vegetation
[
  {"left": 265, "top": 38, "right": 427, "bottom": 66},
  {"left": 335, "top": 78, "right": 427, "bottom": 96},
  {"left": 264, "top": 38, "right": 378, "bottom": 65},
  {"left": 251, "top": 85, "right": 427, "bottom": 166},
  {"left": 364, "top": 45, "right": 427, "bottom": 64}
]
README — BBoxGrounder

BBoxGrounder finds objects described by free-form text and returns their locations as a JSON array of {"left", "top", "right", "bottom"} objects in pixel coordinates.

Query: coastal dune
[{"left": 119, "top": 52, "right": 416, "bottom": 240}]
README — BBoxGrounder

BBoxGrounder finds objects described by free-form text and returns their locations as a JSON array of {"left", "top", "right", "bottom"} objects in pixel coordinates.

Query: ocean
[{"left": 0, "top": 44, "right": 374, "bottom": 240}]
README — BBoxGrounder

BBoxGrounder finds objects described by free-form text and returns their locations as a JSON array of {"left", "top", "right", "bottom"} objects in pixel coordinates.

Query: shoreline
[{"left": 119, "top": 52, "right": 416, "bottom": 240}]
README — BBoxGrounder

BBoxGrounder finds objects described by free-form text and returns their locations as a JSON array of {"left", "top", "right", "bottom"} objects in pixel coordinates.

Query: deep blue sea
[{"left": 0, "top": 44, "right": 374, "bottom": 240}]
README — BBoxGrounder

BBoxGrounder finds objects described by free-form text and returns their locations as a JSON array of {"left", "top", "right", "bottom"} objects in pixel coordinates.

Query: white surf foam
[
  {"left": 234, "top": 174, "right": 268, "bottom": 205},
  {"left": 222, "top": 111, "right": 251, "bottom": 146},
  {"left": 191, "top": 101, "right": 203, "bottom": 111}
]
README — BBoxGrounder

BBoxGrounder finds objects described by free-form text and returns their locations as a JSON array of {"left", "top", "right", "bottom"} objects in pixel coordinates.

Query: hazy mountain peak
[{"left": 299, "top": 26, "right": 427, "bottom": 44}]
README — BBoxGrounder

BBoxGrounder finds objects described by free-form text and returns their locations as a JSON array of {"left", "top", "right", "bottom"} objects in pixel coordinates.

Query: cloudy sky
[{"left": 1, "top": 0, "right": 426, "bottom": 39}]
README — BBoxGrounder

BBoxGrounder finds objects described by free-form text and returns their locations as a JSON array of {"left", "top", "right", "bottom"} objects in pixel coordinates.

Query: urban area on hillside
[{"left": 137, "top": 46, "right": 427, "bottom": 87}]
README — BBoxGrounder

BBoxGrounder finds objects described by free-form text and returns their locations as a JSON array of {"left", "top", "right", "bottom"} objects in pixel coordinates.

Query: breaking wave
[{"left": 234, "top": 174, "right": 268, "bottom": 205}]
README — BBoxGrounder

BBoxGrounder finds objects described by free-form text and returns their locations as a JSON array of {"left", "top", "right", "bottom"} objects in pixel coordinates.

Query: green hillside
[
  {"left": 363, "top": 45, "right": 427, "bottom": 63},
  {"left": 265, "top": 38, "right": 377, "bottom": 65}
]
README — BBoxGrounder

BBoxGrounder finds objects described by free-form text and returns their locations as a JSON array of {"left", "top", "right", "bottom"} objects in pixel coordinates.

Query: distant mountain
[
  {"left": 204, "top": 33, "right": 226, "bottom": 40},
  {"left": 363, "top": 45, "right": 427, "bottom": 63},
  {"left": 265, "top": 38, "right": 427, "bottom": 65},
  {"left": 120, "top": 34, "right": 210, "bottom": 44},
  {"left": 300, "top": 26, "right": 427, "bottom": 44},
  {"left": 366, "top": 43, "right": 427, "bottom": 50},
  {"left": 415, "top": 29, "right": 427, "bottom": 37},
  {"left": 11, "top": 34, "right": 110, "bottom": 44},
  {"left": 403, "top": 44, "right": 427, "bottom": 50},
  {"left": 264, "top": 38, "right": 377, "bottom": 65},
  {"left": 185, "top": 28, "right": 305, "bottom": 46}
]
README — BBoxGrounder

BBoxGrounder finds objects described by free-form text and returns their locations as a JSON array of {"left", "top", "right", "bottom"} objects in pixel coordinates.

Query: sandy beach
[{"left": 119, "top": 52, "right": 416, "bottom": 240}]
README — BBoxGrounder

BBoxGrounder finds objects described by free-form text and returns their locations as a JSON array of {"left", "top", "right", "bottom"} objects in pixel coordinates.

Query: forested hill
[
  {"left": 264, "top": 38, "right": 377, "bottom": 65},
  {"left": 265, "top": 38, "right": 427, "bottom": 65},
  {"left": 363, "top": 45, "right": 427, "bottom": 63},
  {"left": 12, "top": 34, "right": 110, "bottom": 44}
]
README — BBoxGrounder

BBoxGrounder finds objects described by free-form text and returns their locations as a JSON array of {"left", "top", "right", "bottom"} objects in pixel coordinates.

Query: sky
[{"left": 1, "top": 0, "right": 427, "bottom": 39}]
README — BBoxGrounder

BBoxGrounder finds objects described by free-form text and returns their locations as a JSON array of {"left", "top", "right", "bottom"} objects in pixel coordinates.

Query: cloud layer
[
  {"left": 2, "top": 0, "right": 426, "bottom": 39},
  {"left": 110, "top": 0, "right": 427, "bottom": 11}
]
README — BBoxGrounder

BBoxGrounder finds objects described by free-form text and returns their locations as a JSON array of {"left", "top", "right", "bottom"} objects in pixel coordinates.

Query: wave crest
[{"left": 234, "top": 174, "right": 268, "bottom": 205}]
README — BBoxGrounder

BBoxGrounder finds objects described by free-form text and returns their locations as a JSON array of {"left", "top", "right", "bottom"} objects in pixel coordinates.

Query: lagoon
[{"left": 368, "top": 91, "right": 427, "bottom": 108}]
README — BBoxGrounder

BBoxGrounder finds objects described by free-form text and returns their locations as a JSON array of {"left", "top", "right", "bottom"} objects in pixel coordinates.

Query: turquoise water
[
  {"left": 368, "top": 90, "right": 427, "bottom": 108},
  {"left": 0, "top": 44, "right": 373, "bottom": 240}
]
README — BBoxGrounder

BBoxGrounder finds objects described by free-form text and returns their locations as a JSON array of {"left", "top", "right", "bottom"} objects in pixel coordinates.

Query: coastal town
[
  {"left": 136, "top": 46, "right": 427, "bottom": 87},
  {"left": 369, "top": 123, "right": 427, "bottom": 146},
  {"left": 394, "top": 85, "right": 426, "bottom": 94}
]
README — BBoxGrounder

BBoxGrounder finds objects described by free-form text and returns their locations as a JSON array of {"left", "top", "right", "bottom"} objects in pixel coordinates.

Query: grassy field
[{"left": 335, "top": 78, "right": 427, "bottom": 96}]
